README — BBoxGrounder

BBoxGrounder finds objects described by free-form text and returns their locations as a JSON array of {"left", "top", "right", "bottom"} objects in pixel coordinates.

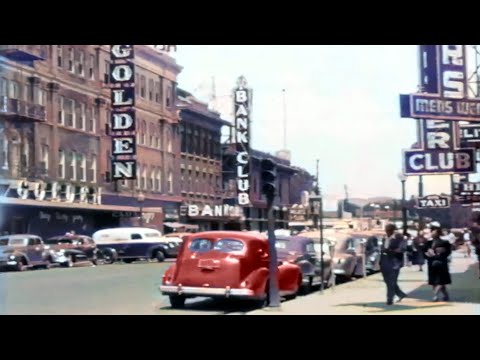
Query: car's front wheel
[
  {"left": 15, "top": 258, "right": 26, "bottom": 272},
  {"left": 169, "top": 295, "right": 186, "bottom": 309},
  {"left": 155, "top": 250, "right": 165, "bottom": 263}
]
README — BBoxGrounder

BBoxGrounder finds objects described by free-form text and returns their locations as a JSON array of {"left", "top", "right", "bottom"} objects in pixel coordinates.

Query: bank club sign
[
  {"left": 234, "top": 76, "right": 251, "bottom": 206},
  {"left": 401, "top": 45, "right": 477, "bottom": 176},
  {"left": 109, "top": 45, "right": 137, "bottom": 181}
]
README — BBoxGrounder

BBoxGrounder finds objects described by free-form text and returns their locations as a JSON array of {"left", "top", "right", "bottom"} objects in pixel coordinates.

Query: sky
[{"left": 174, "top": 45, "right": 466, "bottom": 210}]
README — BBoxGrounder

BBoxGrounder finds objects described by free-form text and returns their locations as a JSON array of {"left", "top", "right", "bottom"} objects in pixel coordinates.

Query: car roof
[
  {"left": 1, "top": 234, "right": 39, "bottom": 239},
  {"left": 186, "top": 231, "right": 267, "bottom": 243}
]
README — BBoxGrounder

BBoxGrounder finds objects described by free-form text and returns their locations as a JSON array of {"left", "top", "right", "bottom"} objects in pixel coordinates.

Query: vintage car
[
  {"left": 0, "top": 234, "right": 63, "bottom": 271},
  {"left": 348, "top": 231, "right": 383, "bottom": 274},
  {"left": 92, "top": 227, "right": 179, "bottom": 263},
  {"left": 160, "top": 231, "right": 302, "bottom": 308},
  {"left": 275, "top": 235, "right": 334, "bottom": 292},
  {"left": 44, "top": 235, "right": 99, "bottom": 267},
  {"left": 324, "top": 232, "right": 360, "bottom": 280}
]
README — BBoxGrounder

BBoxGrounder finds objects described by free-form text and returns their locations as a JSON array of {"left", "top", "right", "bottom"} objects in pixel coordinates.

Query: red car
[{"left": 160, "top": 231, "right": 302, "bottom": 309}]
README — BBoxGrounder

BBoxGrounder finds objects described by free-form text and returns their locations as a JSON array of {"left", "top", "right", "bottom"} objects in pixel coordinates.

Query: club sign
[
  {"left": 109, "top": 45, "right": 137, "bottom": 181},
  {"left": 234, "top": 75, "right": 251, "bottom": 206}
]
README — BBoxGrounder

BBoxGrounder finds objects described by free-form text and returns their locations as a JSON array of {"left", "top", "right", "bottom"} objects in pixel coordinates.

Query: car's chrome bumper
[
  {"left": 333, "top": 269, "right": 347, "bottom": 275},
  {"left": 159, "top": 285, "right": 257, "bottom": 298}
]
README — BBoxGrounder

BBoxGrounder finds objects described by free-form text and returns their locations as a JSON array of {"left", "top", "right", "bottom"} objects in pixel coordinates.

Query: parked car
[
  {"left": 92, "top": 227, "right": 179, "bottom": 263},
  {"left": 160, "top": 231, "right": 302, "bottom": 308},
  {"left": 326, "top": 232, "right": 360, "bottom": 280},
  {"left": 0, "top": 234, "right": 62, "bottom": 271},
  {"left": 44, "top": 235, "right": 99, "bottom": 267},
  {"left": 348, "top": 232, "right": 382, "bottom": 274},
  {"left": 275, "top": 235, "right": 334, "bottom": 293}
]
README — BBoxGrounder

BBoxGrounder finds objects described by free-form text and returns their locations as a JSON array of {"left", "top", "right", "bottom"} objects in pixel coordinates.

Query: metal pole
[
  {"left": 319, "top": 193, "right": 325, "bottom": 293},
  {"left": 401, "top": 180, "right": 407, "bottom": 235},
  {"left": 267, "top": 195, "right": 281, "bottom": 308},
  {"left": 140, "top": 204, "right": 144, "bottom": 227},
  {"left": 418, "top": 175, "right": 424, "bottom": 230}
]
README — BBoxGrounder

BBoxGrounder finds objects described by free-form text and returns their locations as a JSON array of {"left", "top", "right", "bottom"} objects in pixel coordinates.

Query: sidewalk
[{"left": 248, "top": 252, "right": 480, "bottom": 315}]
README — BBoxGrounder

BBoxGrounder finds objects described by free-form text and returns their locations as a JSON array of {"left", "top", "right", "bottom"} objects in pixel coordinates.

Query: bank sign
[
  {"left": 234, "top": 76, "right": 251, "bottom": 206},
  {"left": 109, "top": 45, "right": 137, "bottom": 181},
  {"left": 401, "top": 45, "right": 477, "bottom": 176}
]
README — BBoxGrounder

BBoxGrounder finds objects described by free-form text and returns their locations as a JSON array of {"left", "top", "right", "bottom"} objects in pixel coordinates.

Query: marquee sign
[
  {"left": 234, "top": 76, "right": 251, "bottom": 206},
  {"left": 109, "top": 45, "right": 137, "bottom": 181},
  {"left": 179, "top": 204, "right": 244, "bottom": 218},
  {"left": 401, "top": 45, "right": 477, "bottom": 176},
  {"left": 416, "top": 195, "right": 450, "bottom": 209},
  {"left": 453, "top": 182, "right": 480, "bottom": 206}
]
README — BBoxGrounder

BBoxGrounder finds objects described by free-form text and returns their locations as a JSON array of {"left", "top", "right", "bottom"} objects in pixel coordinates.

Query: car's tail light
[
  {"left": 162, "top": 274, "right": 173, "bottom": 285},
  {"left": 240, "top": 280, "right": 250, "bottom": 288}
]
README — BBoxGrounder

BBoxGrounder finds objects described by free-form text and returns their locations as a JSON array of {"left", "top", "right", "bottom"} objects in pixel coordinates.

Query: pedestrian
[
  {"left": 412, "top": 230, "right": 426, "bottom": 272},
  {"left": 380, "top": 223, "right": 407, "bottom": 306},
  {"left": 424, "top": 222, "right": 452, "bottom": 302},
  {"left": 463, "top": 228, "right": 472, "bottom": 258},
  {"left": 441, "top": 228, "right": 456, "bottom": 245},
  {"left": 405, "top": 233, "right": 414, "bottom": 267},
  {"left": 470, "top": 222, "right": 480, "bottom": 279}
]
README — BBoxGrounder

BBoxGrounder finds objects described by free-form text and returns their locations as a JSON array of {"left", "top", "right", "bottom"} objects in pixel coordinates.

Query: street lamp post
[
  {"left": 310, "top": 194, "right": 324, "bottom": 294},
  {"left": 398, "top": 173, "right": 408, "bottom": 235},
  {"left": 137, "top": 192, "right": 145, "bottom": 227}
]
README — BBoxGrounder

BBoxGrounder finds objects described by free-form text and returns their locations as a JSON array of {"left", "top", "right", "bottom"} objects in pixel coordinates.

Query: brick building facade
[{"left": 0, "top": 45, "right": 181, "bottom": 237}]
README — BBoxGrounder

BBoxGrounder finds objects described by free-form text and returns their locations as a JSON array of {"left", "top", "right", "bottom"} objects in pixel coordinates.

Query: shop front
[{"left": 179, "top": 204, "right": 245, "bottom": 232}]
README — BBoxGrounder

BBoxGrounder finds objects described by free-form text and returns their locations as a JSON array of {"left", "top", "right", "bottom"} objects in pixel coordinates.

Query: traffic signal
[{"left": 261, "top": 158, "right": 277, "bottom": 199}]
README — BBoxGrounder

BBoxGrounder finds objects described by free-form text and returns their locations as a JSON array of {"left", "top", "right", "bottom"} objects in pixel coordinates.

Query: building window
[
  {"left": 141, "top": 120, "right": 146, "bottom": 145},
  {"left": 37, "top": 89, "right": 46, "bottom": 106},
  {"left": 41, "top": 145, "right": 49, "bottom": 174},
  {"left": 148, "top": 79, "right": 154, "bottom": 101},
  {"left": 135, "top": 73, "right": 140, "bottom": 96},
  {"left": 9, "top": 81, "right": 19, "bottom": 99},
  {"left": 90, "top": 154, "right": 97, "bottom": 183},
  {"left": 104, "top": 61, "right": 110, "bottom": 84},
  {"left": 166, "top": 83, "right": 171, "bottom": 107},
  {"left": 0, "top": 78, "right": 7, "bottom": 96},
  {"left": 68, "top": 48, "right": 74, "bottom": 72},
  {"left": 79, "top": 154, "right": 86, "bottom": 181},
  {"left": 155, "top": 81, "right": 160, "bottom": 103},
  {"left": 64, "top": 98, "right": 74, "bottom": 127},
  {"left": 58, "top": 150, "right": 65, "bottom": 178},
  {"left": 89, "top": 54, "right": 95, "bottom": 80},
  {"left": 89, "top": 107, "right": 97, "bottom": 133},
  {"left": 149, "top": 169, "right": 155, "bottom": 190},
  {"left": 156, "top": 170, "right": 162, "bottom": 192},
  {"left": 70, "top": 151, "right": 77, "bottom": 180},
  {"left": 77, "top": 103, "right": 86, "bottom": 130},
  {"left": 57, "top": 45, "right": 63, "bottom": 67},
  {"left": 58, "top": 96, "right": 64, "bottom": 124},
  {"left": 21, "top": 141, "right": 29, "bottom": 170},
  {"left": 140, "top": 75, "right": 146, "bottom": 98},
  {"left": 78, "top": 50, "right": 85, "bottom": 76},
  {"left": 142, "top": 166, "right": 147, "bottom": 189},
  {"left": 168, "top": 172, "right": 173, "bottom": 193},
  {"left": 135, "top": 165, "right": 141, "bottom": 189}
]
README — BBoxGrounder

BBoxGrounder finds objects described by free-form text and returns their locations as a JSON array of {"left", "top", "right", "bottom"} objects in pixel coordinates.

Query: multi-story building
[
  {"left": 0, "top": 45, "right": 182, "bottom": 237},
  {"left": 176, "top": 89, "right": 240, "bottom": 231}
]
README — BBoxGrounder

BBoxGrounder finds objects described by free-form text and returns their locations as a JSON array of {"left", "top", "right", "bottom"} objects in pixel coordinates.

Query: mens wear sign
[{"left": 109, "top": 45, "right": 137, "bottom": 180}]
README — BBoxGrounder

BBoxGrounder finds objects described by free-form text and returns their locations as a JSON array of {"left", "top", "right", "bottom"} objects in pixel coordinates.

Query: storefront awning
[
  {"left": 164, "top": 222, "right": 199, "bottom": 230},
  {"left": 0, "top": 197, "right": 163, "bottom": 213}
]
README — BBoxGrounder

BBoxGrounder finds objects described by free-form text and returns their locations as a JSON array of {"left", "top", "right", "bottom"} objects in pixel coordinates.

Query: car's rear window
[
  {"left": 10, "top": 238, "right": 27, "bottom": 246},
  {"left": 213, "top": 239, "right": 244, "bottom": 252},
  {"left": 0, "top": 238, "right": 8, "bottom": 246},
  {"left": 189, "top": 238, "right": 245, "bottom": 253},
  {"left": 189, "top": 239, "right": 213, "bottom": 252}
]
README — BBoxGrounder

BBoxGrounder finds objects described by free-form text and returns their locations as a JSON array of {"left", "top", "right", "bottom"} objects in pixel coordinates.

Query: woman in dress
[
  {"left": 412, "top": 231, "right": 426, "bottom": 272},
  {"left": 424, "top": 223, "right": 452, "bottom": 302}
]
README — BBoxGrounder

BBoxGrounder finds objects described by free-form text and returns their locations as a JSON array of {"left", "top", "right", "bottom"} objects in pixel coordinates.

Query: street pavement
[
  {"left": 248, "top": 251, "right": 480, "bottom": 315},
  {"left": 0, "top": 260, "right": 259, "bottom": 315}
]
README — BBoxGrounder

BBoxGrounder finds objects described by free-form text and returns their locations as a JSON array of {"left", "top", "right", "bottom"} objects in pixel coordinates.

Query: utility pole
[{"left": 313, "top": 159, "right": 320, "bottom": 229}]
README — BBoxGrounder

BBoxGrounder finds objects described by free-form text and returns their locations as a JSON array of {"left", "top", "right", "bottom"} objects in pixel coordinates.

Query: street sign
[{"left": 416, "top": 195, "right": 450, "bottom": 209}]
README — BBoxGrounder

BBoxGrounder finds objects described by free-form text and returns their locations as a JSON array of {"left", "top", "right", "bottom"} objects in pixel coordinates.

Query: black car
[
  {"left": 275, "top": 235, "right": 334, "bottom": 293},
  {"left": 44, "top": 235, "right": 100, "bottom": 267}
]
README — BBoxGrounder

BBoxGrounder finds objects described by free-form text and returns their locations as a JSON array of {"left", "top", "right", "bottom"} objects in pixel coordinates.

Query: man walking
[{"left": 381, "top": 223, "right": 407, "bottom": 305}]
